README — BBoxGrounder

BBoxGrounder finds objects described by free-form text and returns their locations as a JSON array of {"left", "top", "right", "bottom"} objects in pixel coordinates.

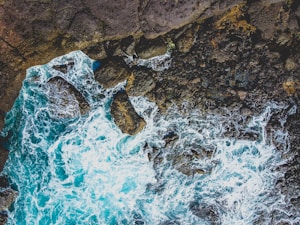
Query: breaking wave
[{"left": 0, "top": 51, "right": 298, "bottom": 225}]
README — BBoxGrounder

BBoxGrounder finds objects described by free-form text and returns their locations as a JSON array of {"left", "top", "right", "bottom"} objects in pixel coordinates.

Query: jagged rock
[
  {"left": 126, "top": 70, "right": 156, "bottom": 97},
  {"left": 0, "top": 188, "right": 17, "bottom": 224},
  {"left": 173, "top": 153, "right": 206, "bottom": 176},
  {"left": 0, "top": 0, "right": 243, "bottom": 130},
  {"left": 163, "top": 131, "right": 179, "bottom": 147},
  {"left": 110, "top": 91, "right": 146, "bottom": 135},
  {"left": 175, "top": 25, "right": 199, "bottom": 53},
  {"left": 84, "top": 43, "right": 107, "bottom": 60},
  {"left": 95, "top": 58, "right": 131, "bottom": 89},
  {"left": 189, "top": 202, "right": 221, "bottom": 225},
  {"left": 0, "top": 176, "right": 8, "bottom": 189},
  {"left": 140, "top": 0, "right": 243, "bottom": 38},
  {"left": 46, "top": 77, "right": 90, "bottom": 117},
  {"left": 0, "top": 3, "right": 300, "bottom": 218}
]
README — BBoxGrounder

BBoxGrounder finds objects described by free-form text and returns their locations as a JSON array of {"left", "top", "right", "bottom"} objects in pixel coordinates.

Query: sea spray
[{"left": 0, "top": 51, "right": 297, "bottom": 224}]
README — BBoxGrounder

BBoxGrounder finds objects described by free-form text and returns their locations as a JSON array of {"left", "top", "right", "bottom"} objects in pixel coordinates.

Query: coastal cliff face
[
  {"left": 0, "top": 0, "right": 300, "bottom": 223},
  {"left": 0, "top": 0, "right": 243, "bottom": 130},
  {"left": 0, "top": 0, "right": 299, "bottom": 128}
]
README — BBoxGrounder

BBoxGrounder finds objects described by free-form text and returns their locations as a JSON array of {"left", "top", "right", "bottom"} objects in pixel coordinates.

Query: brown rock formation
[
  {"left": 0, "top": 0, "right": 300, "bottom": 222},
  {"left": 95, "top": 58, "right": 131, "bottom": 89},
  {"left": 0, "top": 0, "right": 245, "bottom": 130},
  {"left": 46, "top": 77, "right": 90, "bottom": 117},
  {"left": 110, "top": 91, "right": 146, "bottom": 135}
]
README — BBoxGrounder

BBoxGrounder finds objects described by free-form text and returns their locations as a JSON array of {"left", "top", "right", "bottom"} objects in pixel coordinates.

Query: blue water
[{"left": 0, "top": 51, "right": 298, "bottom": 225}]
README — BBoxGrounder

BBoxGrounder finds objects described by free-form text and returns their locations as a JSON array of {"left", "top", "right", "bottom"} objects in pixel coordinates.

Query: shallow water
[{"left": 0, "top": 51, "right": 298, "bottom": 225}]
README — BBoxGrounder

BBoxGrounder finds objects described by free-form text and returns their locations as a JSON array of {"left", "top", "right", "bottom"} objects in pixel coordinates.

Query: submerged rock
[
  {"left": 46, "top": 77, "right": 90, "bottom": 117},
  {"left": 0, "top": 188, "right": 17, "bottom": 224},
  {"left": 189, "top": 202, "right": 221, "bottom": 225},
  {"left": 110, "top": 90, "right": 146, "bottom": 135},
  {"left": 172, "top": 153, "right": 206, "bottom": 176}
]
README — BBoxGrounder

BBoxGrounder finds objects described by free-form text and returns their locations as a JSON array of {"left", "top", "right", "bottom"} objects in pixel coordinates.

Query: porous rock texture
[
  {"left": 110, "top": 90, "right": 146, "bottom": 135},
  {"left": 1, "top": 0, "right": 300, "bottom": 224},
  {"left": 0, "top": 0, "right": 242, "bottom": 130}
]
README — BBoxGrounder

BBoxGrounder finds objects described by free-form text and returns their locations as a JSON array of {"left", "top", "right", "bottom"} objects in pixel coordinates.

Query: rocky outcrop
[
  {"left": 1, "top": 0, "right": 299, "bottom": 167},
  {"left": 1, "top": 0, "right": 300, "bottom": 222},
  {"left": 0, "top": 188, "right": 17, "bottom": 224},
  {"left": 95, "top": 58, "right": 132, "bottom": 89},
  {"left": 46, "top": 77, "right": 90, "bottom": 118},
  {"left": 110, "top": 90, "right": 146, "bottom": 135},
  {"left": 2, "top": 0, "right": 298, "bottom": 129},
  {"left": 0, "top": 0, "right": 244, "bottom": 131}
]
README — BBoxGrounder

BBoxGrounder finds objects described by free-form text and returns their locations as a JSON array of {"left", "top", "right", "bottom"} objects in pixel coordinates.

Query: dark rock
[
  {"left": 95, "top": 58, "right": 131, "bottom": 89},
  {"left": 0, "top": 1, "right": 300, "bottom": 221},
  {"left": 52, "top": 61, "right": 74, "bottom": 74},
  {"left": 163, "top": 131, "right": 179, "bottom": 146},
  {"left": 0, "top": 0, "right": 243, "bottom": 132},
  {"left": 0, "top": 188, "right": 17, "bottom": 224},
  {"left": 110, "top": 91, "right": 146, "bottom": 135},
  {"left": 46, "top": 77, "right": 90, "bottom": 117},
  {"left": 126, "top": 70, "right": 156, "bottom": 97},
  {"left": 0, "top": 176, "right": 9, "bottom": 189},
  {"left": 0, "top": 148, "right": 8, "bottom": 173},
  {"left": 159, "top": 220, "right": 180, "bottom": 225},
  {"left": 135, "top": 37, "right": 167, "bottom": 59},
  {"left": 173, "top": 153, "right": 206, "bottom": 176},
  {"left": 84, "top": 43, "right": 107, "bottom": 60},
  {"left": 189, "top": 202, "right": 221, "bottom": 225},
  {"left": 120, "top": 36, "right": 136, "bottom": 56}
]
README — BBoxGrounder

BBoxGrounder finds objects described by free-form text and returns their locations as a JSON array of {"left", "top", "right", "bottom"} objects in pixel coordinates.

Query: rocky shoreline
[{"left": 1, "top": 0, "right": 300, "bottom": 224}]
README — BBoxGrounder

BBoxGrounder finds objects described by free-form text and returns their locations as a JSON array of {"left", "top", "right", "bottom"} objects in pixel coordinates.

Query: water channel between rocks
[{"left": 0, "top": 51, "right": 298, "bottom": 225}]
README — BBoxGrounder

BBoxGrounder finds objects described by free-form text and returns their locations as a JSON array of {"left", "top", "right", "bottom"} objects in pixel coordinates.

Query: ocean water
[{"left": 0, "top": 51, "right": 298, "bottom": 225}]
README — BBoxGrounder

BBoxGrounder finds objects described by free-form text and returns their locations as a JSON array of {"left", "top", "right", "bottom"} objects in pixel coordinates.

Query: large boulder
[{"left": 110, "top": 90, "right": 146, "bottom": 135}]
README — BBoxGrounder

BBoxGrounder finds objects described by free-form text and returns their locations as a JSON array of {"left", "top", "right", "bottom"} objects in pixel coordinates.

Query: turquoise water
[{"left": 0, "top": 51, "right": 298, "bottom": 224}]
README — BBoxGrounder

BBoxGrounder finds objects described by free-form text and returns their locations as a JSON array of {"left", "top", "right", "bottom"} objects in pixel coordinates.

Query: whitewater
[{"left": 0, "top": 51, "right": 298, "bottom": 225}]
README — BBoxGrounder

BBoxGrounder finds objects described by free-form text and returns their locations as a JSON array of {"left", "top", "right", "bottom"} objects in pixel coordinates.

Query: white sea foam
[{"left": 2, "top": 51, "right": 297, "bottom": 225}]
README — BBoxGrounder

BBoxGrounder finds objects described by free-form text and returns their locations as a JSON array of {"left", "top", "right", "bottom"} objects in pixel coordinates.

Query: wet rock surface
[
  {"left": 0, "top": 0, "right": 300, "bottom": 223},
  {"left": 0, "top": 188, "right": 17, "bottom": 224},
  {"left": 190, "top": 202, "right": 221, "bottom": 225},
  {"left": 0, "top": 0, "right": 241, "bottom": 130},
  {"left": 46, "top": 77, "right": 90, "bottom": 117},
  {"left": 110, "top": 90, "right": 146, "bottom": 135},
  {"left": 95, "top": 58, "right": 131, "bottom": 89}
]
